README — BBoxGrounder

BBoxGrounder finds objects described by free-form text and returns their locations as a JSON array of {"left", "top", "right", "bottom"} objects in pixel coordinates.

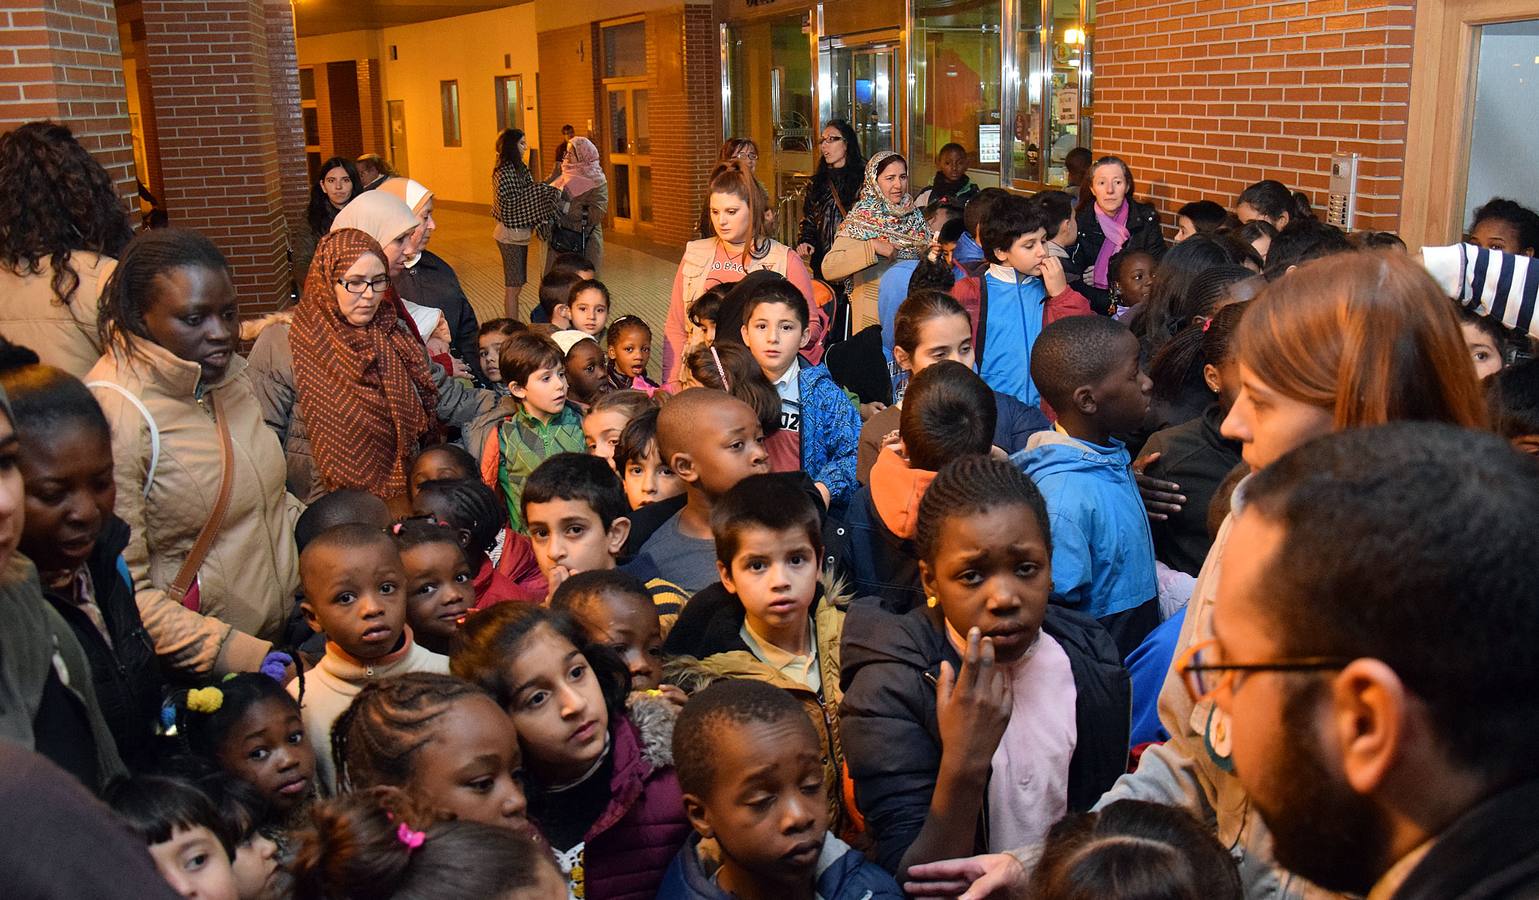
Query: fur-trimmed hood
[
  {"left": 625, "top": 690, "right": 678, "bottom": 770},
  {"left": 240, "top": 309, "right": 292, "bottom": 343}
]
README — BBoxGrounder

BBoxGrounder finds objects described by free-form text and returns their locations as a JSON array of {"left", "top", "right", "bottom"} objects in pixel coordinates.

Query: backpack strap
[{"left": 87, "top": 380, "right": 159, "bottom": 498}]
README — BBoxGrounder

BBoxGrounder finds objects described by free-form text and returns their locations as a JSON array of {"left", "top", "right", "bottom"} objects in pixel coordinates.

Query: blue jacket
[
  {"left": 658, "top": 831, "right": 902, "bottom": 900},
  {"left": 1013, "top": 430, "right": 1158, "bottom": 620},
  {"left": 877, "top": 259, "right": 920, "bottom": 359},
  {"left": 799, "top": 361, "right": 862, "bottom": 509}
]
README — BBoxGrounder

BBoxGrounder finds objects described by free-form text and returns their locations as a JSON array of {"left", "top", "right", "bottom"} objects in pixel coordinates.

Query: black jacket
[
  {"left": 392, "top": 249, "right": 486, "bottom": 386},
  {"left": 839, "top": 599, "right": 1129, "bottom": 872},
  {"left": 797, "top": 169, "right": 861, "bottom": 281},
  {"left": 1067, "top": 197, "right": 1166, "bottom": 314},
  {"left": 840, "top": 486, "right": 924, "bottom": 615},
  {"left": 1142, "top": 404, "right": 1244, "bottom": 577},
  {"left": 41, "top": 515, "right": 164, "bottom": 772},
  {"left": 1392, "top": 779, "right": 1539, "bottom": 899}
]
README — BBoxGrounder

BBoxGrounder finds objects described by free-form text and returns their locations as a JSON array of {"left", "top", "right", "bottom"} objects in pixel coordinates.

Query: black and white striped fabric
[{"left": 1424, "top": 243, "right": 1539, "bottom": 338}]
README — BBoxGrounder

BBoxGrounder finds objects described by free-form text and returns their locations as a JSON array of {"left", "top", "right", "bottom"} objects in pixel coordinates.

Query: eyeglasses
[
  {"left": 820, "top": 135, "right": 844, "bottom": 144},
  {"left": 735, "top": 152, "right": 759, "bottom": 161},
  {"left": 337, "top": 276, "right": 391, "bottom": 295},
  {"left": 1175, "top": 638, "right": 1349, "bottom": 705}
]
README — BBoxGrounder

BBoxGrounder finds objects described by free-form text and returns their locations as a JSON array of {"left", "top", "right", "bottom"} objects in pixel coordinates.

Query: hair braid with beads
[
  {"left": 915, "top": 455, "right": 1053, "bottom": 563},
  {"left": 331, "top": 673, "right": 490, "bottom": 793}
]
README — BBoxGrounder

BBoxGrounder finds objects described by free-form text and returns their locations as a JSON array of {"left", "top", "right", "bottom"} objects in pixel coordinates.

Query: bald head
[{"left": 656, "top": 388, "right": 753, "bottom": 463}]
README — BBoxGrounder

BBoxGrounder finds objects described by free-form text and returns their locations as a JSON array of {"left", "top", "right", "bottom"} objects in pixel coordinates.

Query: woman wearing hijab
[
  {"left": 821, "top": 151, "right": 932, "bottom": 333},
  {"left": 543, "top": 135, "right": 609, "bottom": 272}
]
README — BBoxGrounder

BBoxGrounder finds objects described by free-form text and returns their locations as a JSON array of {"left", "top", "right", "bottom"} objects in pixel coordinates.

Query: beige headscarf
[
  {"left": 376, "top": 177, "right": 435, "bottom": 217},
  {"left": 331, "top": 190, "right": 419, "bottom": 247}
]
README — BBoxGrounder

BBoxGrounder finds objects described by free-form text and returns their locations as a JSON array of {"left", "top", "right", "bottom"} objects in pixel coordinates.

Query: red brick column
[
  {"left": 1094, "top": 0, "right": 1414, "bottom": 233},
  {"left": 649, "top": 1, "right": 722, "bottom": 248},
  {"left": 358, "top": 58, "right": 385, "bottom": 156},
  {"left": 140, "top": 0, "right": 300, "bottom": 315},
  {"left": 266, "top": 0, "right": 311, "bottom": 271},
  {"left": 0, "top": 0, "right": 136, "bottom": 202}
]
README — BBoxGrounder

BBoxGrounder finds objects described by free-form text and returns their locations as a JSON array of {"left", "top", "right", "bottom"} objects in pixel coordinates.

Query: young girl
[
  {"left": 1107, "top": 248, "right": 1155, "bottom": 317},
  {"left": 477, "top": 318, "right": 526, "bottom": 392},
  {"left": 330, "top": 672, "right": 532, "bottom": 834},
  {"left": 685, "top": 340, "right": 798, "bottom": 472},
  {"left": 452, "top": 603, "right": 690, "bottom": 900},
  {"left": 583, "top": 389, "right": 654, "bottom": 467},
  {"left": 550, "top": 568, "right": 670, "bottom": 693},
  {"left": 174, "top": 670, "right": 319, "bottom": 822},
  {"left": 1031, "top": 800, "right": 1241, "bottom": 899},
  {"left": 192, "top": 771, "right": 284, "bottom": 900},
  {"left": 391, "top": 518, "right": 476, "bottom": 655},
  {"left": 408, "top": 443, "right": 479, "bottom": 501},
  {"left": 289, "top": 787, "right": 563, "bottom": 900},
  {"left": 411, "top": 477, "right": 541, "bottom": 607},
  {"left": 557, "top": 332, "right": 614, "bottom": 411},
  {"left": 840, "top": 455, "right": 1129, "bottom": 874},
  {"left": 1468, "top": 197, "right": 1539, "bottom": 256},
  {"left": 687, "top": 284, "right": 729, "bottom": 350},
  {"left": 605, "top": 316, "right": 661, "bottom": 395},
  {"left": 1144, "top": 266, "right": 1254, "bottom": 429},
  {"left": 1459, "top": 307, "right": 1512, "bottom": 380},
  {"left": 568, "top": 279, "right": 612, "bottom": 339},
  {"left": 856, "top": 290, "right": 1049, "bottom": 482},
  {"left": 614, "top": 408, "right": 684, "bottom": 510}
]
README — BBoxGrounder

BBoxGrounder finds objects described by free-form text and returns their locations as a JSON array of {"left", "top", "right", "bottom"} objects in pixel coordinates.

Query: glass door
[
  {"left": 604, "top": 83, "right": 652, "bottom": 233},
  {"left": 822, "top": 34, "right": 902, "bottom": 158},
  {"left": 724, "top": 14, "right": 818, "bottom": 210}
]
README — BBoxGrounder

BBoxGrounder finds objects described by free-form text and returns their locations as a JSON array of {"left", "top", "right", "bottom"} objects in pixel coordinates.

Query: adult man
[
  {"left": 355, "top": 153, "right": 393, "bottom": 192},
  {"left": 549, "top": 123, "right": 576, "bottom": 181}
]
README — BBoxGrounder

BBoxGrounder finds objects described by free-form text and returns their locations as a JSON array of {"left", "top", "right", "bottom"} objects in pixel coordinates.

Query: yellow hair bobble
[{"left": 187, "top": 687, "right": 224, "bottom": 714}]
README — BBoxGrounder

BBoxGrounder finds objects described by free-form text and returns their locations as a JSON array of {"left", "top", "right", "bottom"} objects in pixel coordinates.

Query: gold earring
[{"left": 926, "top": 595, "right": 938, "bottom": 608}]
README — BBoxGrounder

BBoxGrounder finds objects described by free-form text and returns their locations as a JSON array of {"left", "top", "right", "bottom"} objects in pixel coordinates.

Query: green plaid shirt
[{"left": 496, "top": 402, "right": 587, "bottom": 533}]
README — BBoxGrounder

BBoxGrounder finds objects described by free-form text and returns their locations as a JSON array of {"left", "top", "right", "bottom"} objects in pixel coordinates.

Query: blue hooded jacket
[
  {"left": 658, "top": 831, "right": 902, "bottom": 900},
  {"left": 1013, "top": 430, "right": 1158, "bottom": 620},
  {"left": 799, "top": 360, "right": 862, "bottom": 510}
]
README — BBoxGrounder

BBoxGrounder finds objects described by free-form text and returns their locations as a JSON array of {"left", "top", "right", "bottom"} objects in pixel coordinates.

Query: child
[
  {"left": 1460, "top": 306, "right": 1511, "bottom": 380},
  {"left": 1469, "top": 196, "right": 1539, "bottom": 256},
  {"left": 522, "top": 452, "right": 689, "bottom": 621},
  {"left": 408, "top": 443, "right": 478, "bottom": 501},
  {"left": 486, "top": 332, "right": 586, "bottom": 533},
  {"left": 451, "top": 603, "right": 691, "bottom": 900},
  {"left": 536, "top": 269, "right": 581, "bottom": 331},
  {"left": 634, "top": 389, "right": 771, "bottom": 593},
  {"left": 476, "top": 318, "right": 525, "bottom": 391},
  {"left": 568, "top": 278, "right": 612, "bottom": 339},
  {"left": 606, "top": 315, "right": 662, "bottom": 395},
  {"left": 914, "top": 142, "right": 978, "bottom": 209},
  {"left": 1108, "top": 248, "right": 1155, "bottom": 317},
  {"left": 1174, "top": 199, "right": 1228, "bottom": 243},
  {"left": 583, "top": 389, "right": 654, "bottom": 467},
  {"left": 1488, "top": 357, "right": 1539, "bottom": 455},
  {"left": 1016, "top": 315, "right": 1159, "bottom": 656},
  {"left": 686, "top": 340, "right": 797, "bottom": 473},
  {"left": 196, "top": 774, "right": 283, "bottom": 900},
  {"left": 174, "top": 672, "right": 318, "bottom": 821},
  {"left": 739, "top": 278, "right": 862, "bottom": 508},
  {"left": 1031, "top": 800, "right": 1241, "bottom": 899},
  {"left": 840, "top": 456, "right": 1129, "bottom": 874},
  {"left": 858, "top": 290, "right": 1049, "bottom": 482},
  {"left": 949, "top": 196, "right": 1093, "bottom": 411},
  {"left": 1035, "top": 190, "right": 1078, "bottom": 275},
  {"left": 330, "top": 672, "right": 532, "bottom": 834},
  {"left": 661, "top": 679, "right": 903, "bottom": 900},
  {"left": 552, "top": 569, "right": 673, "bottom": 692},
  {"left": 845, "top": 361, "right": 996, "bottom": 610},
  {"left": 291, "top": 524, "right": 450, "bottom": 789},
  {"left": 1, "top": 358, "right": 165, "bottom": 771},
  {"left": 412, "top": 477, "right": 542, "bottom": 606},
  {"left": 687, "top": 284, "right": 728, "bottom": 350},
  {"left": 554, "top": 330, "right": 614, "bottom": 411},
  {"left": 293, "top": 488, "right": 392, "bottom": 553},
  {"left": 662, "top": 473, "right": 854, "bottom": 836},
  {"left": 105, "top": 774, "right": 242, "bottom": 900},
  {"left": 289, "top": 787, "right": 564, "bottom": 899},
  {"left": 391, "top": 517, "right": 476, "bottom": 656},
  {"left": 616, "top": 407, "right": 685, "bottom": 509}
]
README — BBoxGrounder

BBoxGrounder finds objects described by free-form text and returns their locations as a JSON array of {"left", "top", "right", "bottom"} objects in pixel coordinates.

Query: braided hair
[
  {"left": 331, "top": 673, "right": 489, "bottom": 793},
  {"left": 413, "top": 478, "right": 506, "bottom": 556},
  {"left": 915, "top": 455, "right": 1052, "bottom": 563},
  {"left": 98, "top": 228, "right": 230, "bottom": 359}
]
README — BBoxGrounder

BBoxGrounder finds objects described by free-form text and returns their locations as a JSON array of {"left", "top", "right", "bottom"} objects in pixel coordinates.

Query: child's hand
[
  {"left": 1132, "top": 452, "right": 1185, "bottom": 521},
  {"left": 653, "top": 684, "right": 689, "bottom": 709},
  {"left": 544, "top": 565, "right": 572, "bottom": 599},
  {"left": 796, "top": 242, "right": 815, "bottom": 259},
  {"left": 935, "top": 628, "right": 1012, "bottom": 776},
  {"left": 1038, "top": 255, "right": 1068, "bottom": 296},
  {"left": 859, "top": 400, "right": 887, "bottom": 421}
]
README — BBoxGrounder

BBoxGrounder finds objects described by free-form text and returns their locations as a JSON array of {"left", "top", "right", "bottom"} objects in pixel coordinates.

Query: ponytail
[{"left": 705, "top": 161, "right": 771, "bottom": 257}]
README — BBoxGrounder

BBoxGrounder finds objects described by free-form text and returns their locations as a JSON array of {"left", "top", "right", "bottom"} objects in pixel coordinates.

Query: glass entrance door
[
  {"left": 823, "top": 36, "right": 900, "bottom": 156},
  {"left": 604, "top": 83, "right": 651, "bottom": 233}
]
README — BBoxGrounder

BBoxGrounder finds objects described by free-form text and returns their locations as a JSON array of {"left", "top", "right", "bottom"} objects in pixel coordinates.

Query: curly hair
[{"left": 0, "top": 122, "right": 134, "bottom": 307}]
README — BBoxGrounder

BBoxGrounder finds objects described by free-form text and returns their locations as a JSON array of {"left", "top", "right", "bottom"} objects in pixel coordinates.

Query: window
[
  {"left": 495, "top": 76, "right": 524, "bottom": 132},
  {"left": 602, "top": 20, "right": 647, "bottom": 79},
  {"left": 909, "top": 0, "right": 1004, "bottom": 189},
  {"left": 1463, "top": 19, "right": 1539, "bottom": 228},
  {"left": 1010, "top": 0, "right": 1093, "bottom": 188},
  {"left": 299, "top": 67, "right": 316, "bottom": 101},
  {"left": 440, "top": 80, "right": 462, "bottom": 147}
]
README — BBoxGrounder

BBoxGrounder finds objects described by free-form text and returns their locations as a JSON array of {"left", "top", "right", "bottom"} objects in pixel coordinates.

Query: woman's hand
[
  {"left": 1133, "top": 452, "right": 1185, "bottom": 521},
  {"left": 796, "top": 242, "right": 815, "bottom": 259},
  {"left": 935, "top": 628, "right": 1012, "bottom": 776},
  {"left": 904, "top": 854, "right": 1029, "bottom": 900},
  {"left": 872, "top": 237, "right": 896, "bottom": 259}
]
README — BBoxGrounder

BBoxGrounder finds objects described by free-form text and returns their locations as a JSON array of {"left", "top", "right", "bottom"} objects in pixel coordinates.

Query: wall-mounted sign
[{"left": 978, "top": 124, "right": 1000, "bottom": 164}]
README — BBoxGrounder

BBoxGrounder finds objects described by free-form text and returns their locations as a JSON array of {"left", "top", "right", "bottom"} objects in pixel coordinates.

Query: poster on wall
[
  {"left": 978, "top": 124, "right": 1000, "bottom": 164},
  {"left": 1055, "top": 89, "right": 1079, "bottom": 124}
]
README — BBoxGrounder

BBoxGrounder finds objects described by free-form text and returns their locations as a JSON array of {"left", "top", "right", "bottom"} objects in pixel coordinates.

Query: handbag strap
[
  {"left": 87, "top": 380, "right": 159, "bottom": 498},
  {"left": 169, "top": 393, "right": 235, "bottom": 607}
]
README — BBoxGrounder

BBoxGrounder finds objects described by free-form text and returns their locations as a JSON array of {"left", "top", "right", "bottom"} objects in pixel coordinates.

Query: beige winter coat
[
  {"left": 88, "top": 341, "right": 301, "bottom": 676},
  {"left": 0, "top": 251, "right": 116, "bottom": 377}
]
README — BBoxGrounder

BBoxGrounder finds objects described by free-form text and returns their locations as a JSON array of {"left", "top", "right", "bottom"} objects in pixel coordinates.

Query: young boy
[
  {"left": 949, "top": 196, "right": 1093, "bottom": 411},
  {"left": 106, "top": 774, "right": 241, "bottom": 900},
  {"left": 844, "top": 361, "right": 997, "bottom": 611},
  {"left": 552, "top": 330, "right": 613, "bottom": 411},
  {"left": 953, "top": 187, "right": 1012, "bottom": 278},
  {"left": 740, "top": 278, "right": 862, "bottom": 508},
  {"left": 633, "top": 388, "right": 771, "bottom": 593},
  {"left": 1035, "top": 190, "right": 1079, "bottom": 273},
  {"left": 477, "top": 318, "right": 526, "bottom": 392},
  {"left": 291, "top": 524, "right": 449, "bottom": 789},
  {"left": 877, "top": 204, "right": 963, "bottom": 353},
  {"left": 662, "top": 473, "right": 854, "bottom": 838},
  {"left": 484, "top": 332, "right": 586, "bottom": 533},
  {"left": 660, "top": 679, "right": 902, "bottom": 900},
  {"left": 616, "top": 407, "right": 685, "bottom": 509},
  {"left": 1174, "top": 199, "right": 1228, "bottom": 243},
  {"left": 523, "top": 452, "right": 688, "bottom": 626},
  {"left": 551, "top": 568, "right": 676, "bottom": 696},
  {"left": 568, "top": 278, "right": 611, "bottom": 339},
  {"left": 534, "top": 269, "right": 581, "bottom": 331},
  {"left": 1015, "top": 315, "right": 1159, "bottom": 656},
  {"left": 917, "top": 143, "right": 978, "bottom": 208}
]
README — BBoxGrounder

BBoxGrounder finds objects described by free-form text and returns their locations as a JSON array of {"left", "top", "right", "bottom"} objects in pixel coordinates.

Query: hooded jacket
[
  {"left": 949, "top": 266, "right": 1093, "bottom": 410},
  {"left": 839, "top": 599, "right": 1129, "bottom": 872},
  {"left": 658, "top": 831, "right": 903, "bottom": 900},
  {"left": 1013, "top": 430, "right": 1158, "bottom": 621},
  {"left": 0, "top": 251, "right": 116, "bottom": 378},
  {"left": 799, "top": 361, "right": 863, "bottom": 509},
  {"left": 1141, "top": 404, "right": 1244, "bottom": 577},
  {"left": 843, "top": 447, "right": 933, "bottom": 612}
]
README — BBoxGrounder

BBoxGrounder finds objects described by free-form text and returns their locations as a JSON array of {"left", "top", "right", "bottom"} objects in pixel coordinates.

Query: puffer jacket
[
  {"left": 798, "top": 361, "right": 862, "bottom": 511},
  {"left": 659, "top": 831, "right": 902, "bottom": 900},
  {"left": 245, "top": 312, "right": 495, "bottom": 503},
  {"left": 0, "top": 251, "right": 116, "bottom": 378},
  {"left": 839, "top": 599, "right": 1130, "bottom": 872},
  {"left": 88, "top": 341, "right": 300, "bottom": 676}
]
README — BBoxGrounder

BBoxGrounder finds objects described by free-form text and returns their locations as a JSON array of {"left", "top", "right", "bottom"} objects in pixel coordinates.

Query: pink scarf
[{"left": 1090, "top": 202, "right": 1131, "bottom": 290}]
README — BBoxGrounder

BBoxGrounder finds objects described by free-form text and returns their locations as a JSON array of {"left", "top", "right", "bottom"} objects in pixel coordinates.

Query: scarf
[
  {"left": 552, "top": 136, "right": 605, "bottom": 199},
  {"left": 291, "top": 229, "right": 438, "bottom": 500},
  {"left": 1091, "top": 202, "right": 1131, "bottom": 290},
  {"left": 376, "top": 177, "right": 435, "bottom": 269},
  {"left": 330, "top": 190, "right": 419, "bottom": 246},
  {"left": 834, "top": 151, "right": 931, "bottom": 259}
]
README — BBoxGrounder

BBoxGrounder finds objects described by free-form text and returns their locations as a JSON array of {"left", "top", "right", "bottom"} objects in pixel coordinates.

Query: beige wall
[{"left": 534, "top": 0, "right": 681, "bottom": 33}]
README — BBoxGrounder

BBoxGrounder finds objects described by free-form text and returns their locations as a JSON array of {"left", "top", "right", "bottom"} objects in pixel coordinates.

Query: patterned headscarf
[
  {"left": 291, "top": 229, "right": 439, "bottom": 500},
  {"left": 835, "top": 150, "right": 931, "bottom": 259},
  {"left": 552, "top": 136, "right": 606, "bottom": 198}
]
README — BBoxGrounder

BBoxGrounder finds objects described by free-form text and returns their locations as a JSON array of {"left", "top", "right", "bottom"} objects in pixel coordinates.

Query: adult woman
[
  {"left": 1234, "top": 179, "right": 1314, "bottom": 232},
  {"left": 662, "top": 162, "right": 825, "bottom": 390},
  {"left": 493, "top": 128, "right": 562, "bottom": 317},
  {"left": 544, "top": 136, "right": 609, "bottom": 272},
  {"left": 87, "top": 228, "right": 300, "bottom": 677},
  {"left": 904, "top": 251, "right": 1488, "bottom": 900},
  {"left": 821, "top": 151, "right": 931, "bottom": 333},
  {"left": 696, "top": 138, "right": 763, "bottom": 238},
  {"left": 796, "top": 119, "right": 864, "bottom": 280},
  {"left": 0, "top": 122, "right": 135, "bottom": 377},
  {"left": 1069, "top": 156, "right": 1166, "bottom": 314},
  {"left": 306, "top": 156, "right": 360, "bottom": 239}
]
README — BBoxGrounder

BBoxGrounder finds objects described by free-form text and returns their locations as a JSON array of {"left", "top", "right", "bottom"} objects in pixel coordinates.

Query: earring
[{"left": 926, "top": 595, "right": 938, "bottom": 608}]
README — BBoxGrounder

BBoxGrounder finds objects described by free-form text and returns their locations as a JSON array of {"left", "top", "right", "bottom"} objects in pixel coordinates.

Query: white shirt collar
[
  {"left": 771, "top": 357, "right": 801, "bottom": 390},
  {"left": 987, "top": 262, "right": 1035, "bottom": 283}
]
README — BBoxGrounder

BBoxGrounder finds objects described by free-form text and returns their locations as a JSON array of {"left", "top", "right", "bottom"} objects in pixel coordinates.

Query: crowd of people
[{"left": 0, "top": 114, "right": 1538, "bottom": 900}]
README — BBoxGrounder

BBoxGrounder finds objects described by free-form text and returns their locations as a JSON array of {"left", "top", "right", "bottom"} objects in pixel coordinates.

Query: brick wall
[
  {"left": 537, "top": 22, "right": 598, "bottom": 180},
  {"left": 0, "top": 0, "right": 136, "bottom": 203},
  {"left": 357, "top": 58, "right": 385, "bottom": 156},
  {"left": 647, "top": 2, "right": 720, "bottom": 248},
  {"left": 326, "top": 60, "right": 362, "bottom": 158},
  {"left": 1095, "top": 0, "right": 1414, "bottom": 232},
  {"left": 266, "top": 0, "right": 310, "bottom": 270}
]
